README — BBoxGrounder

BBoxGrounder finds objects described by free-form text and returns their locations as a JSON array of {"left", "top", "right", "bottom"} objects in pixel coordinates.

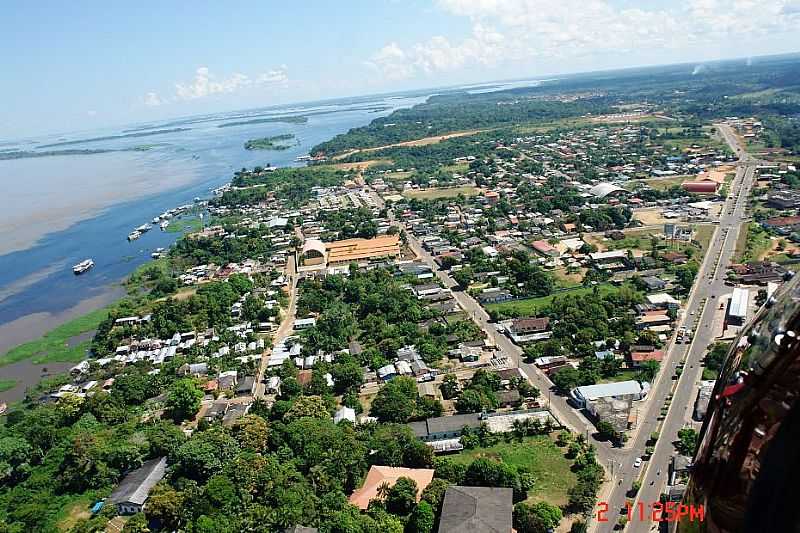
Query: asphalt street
[{"left": 617, "top": 124, "right": 759, "bottom": 533}]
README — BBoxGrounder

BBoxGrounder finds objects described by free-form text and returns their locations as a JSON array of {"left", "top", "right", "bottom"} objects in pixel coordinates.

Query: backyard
[
  {"left": 485, "top": 283, "right": 617, "bottom": 316},
  {"left": 449, "top": 434, "right": 577, "bottom": 506}
]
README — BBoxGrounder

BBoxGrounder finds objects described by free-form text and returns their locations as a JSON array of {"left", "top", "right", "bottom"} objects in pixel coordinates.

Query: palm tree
[{"left": 376, "top": 481, "right": 392, "bottom": 501}]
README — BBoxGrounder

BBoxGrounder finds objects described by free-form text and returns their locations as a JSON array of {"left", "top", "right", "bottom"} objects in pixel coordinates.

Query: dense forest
[{"left": 313, "top": 53, "right": 800, "bottom": 156}]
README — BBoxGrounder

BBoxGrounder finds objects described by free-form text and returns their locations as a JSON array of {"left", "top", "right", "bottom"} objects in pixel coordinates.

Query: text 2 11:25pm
[{"left": 597, "top": 501, "right": 705, "bottom": 523}]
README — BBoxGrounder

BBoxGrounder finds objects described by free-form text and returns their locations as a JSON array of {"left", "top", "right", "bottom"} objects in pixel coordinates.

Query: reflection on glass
[{"left": 679, "top": 274, "right": 800, "bottom": 532}]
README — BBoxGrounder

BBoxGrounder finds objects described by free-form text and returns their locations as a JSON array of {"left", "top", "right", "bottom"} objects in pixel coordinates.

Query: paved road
[
  {"left": 608, "top": 125, "right": 760, "bottom": 533},
  {"left": 254, "top": 253, "right": 298, "bottom": 398}
]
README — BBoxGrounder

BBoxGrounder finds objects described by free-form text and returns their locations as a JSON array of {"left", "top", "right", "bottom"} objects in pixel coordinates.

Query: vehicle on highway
[{"left": 634, "top": 458, "right": 642, "bottom": 468}]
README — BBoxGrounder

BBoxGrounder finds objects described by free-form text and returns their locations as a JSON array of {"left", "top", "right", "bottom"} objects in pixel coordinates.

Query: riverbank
[
  {"left": 0, "top": 284, "right": 123, "bottom": 360},
  {"left": 0, "top": 285, "right": 123, "bottom": 402}
]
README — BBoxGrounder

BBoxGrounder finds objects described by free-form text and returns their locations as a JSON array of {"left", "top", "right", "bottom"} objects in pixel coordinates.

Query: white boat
[
  {"left": 128, "top": 231, "right": 141, "bottom": 241},
  {"left": 73, "top": 259, "right": 94, "bottom": 274},
  {"left": 160, "top": 220, "right": 170, "bottom": 230},
  {"left": 152, "top": 217, "right": 160, "bottom": 224},
  {"left": 136, "top": 224, "right": 152, "bottom": 233}
]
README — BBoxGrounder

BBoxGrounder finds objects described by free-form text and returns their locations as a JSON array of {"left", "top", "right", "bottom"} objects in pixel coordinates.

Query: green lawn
[
  {"left": 599, "top": 368, "right": 640, "bottom": 384},
  {"left": 449, "top": 435, "right": 577, "bottom": 505},
  {"left": 0, "top": 307, "right": 110, "bottom": 367},
  {"left": 602, "top": 228, "right": 663, "bottom": 252},
  {"left": 736, "top": 223, "right": 772, "bottom": 262},
  {"left": 627, "top": 176, "right": 689, "bottom": 191},
  {"left": 485, "top": 283, "right": 617, "bottom": 316},
  {"left": 402, "top": 186, "right": 479, "bottom": 200},
  {"left": 0, "top": 379, "right": 17, "bottom": 392},
  {"left": 166, "top": 216, "right": 205, "bottom": 233},
  {"left": 693, "top": 224, "right": 716, "bottom": 257}
]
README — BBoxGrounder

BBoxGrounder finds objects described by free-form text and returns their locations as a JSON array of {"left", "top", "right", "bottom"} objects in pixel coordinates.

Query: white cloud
[
  {"left": 174, "top": 65, "right": 289, "bottom": 101},
  {"left": 365, "top": 43, "right": 416, "bottom": 80},
  {"left": 144, "top": 92, "right": 163, "bottom": 107},
  {"left": 367, "top": 0, "right": 800, "bottom": 79},
  {"left": 143, "top": 65, "right": 289, "bottom": 106}
]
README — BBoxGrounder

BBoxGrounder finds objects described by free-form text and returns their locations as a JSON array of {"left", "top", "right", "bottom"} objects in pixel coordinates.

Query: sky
[{"left": 2, "top": 0, "right": 800, "bottom": 138}]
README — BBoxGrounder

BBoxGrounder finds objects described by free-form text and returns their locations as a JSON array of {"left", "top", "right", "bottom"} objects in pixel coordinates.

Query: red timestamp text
[{"left": 596, "top": 501, "right": 705, "bottom": 523}]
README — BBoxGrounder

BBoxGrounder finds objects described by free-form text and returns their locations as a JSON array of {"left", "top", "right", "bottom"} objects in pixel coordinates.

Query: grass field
[
  {"left": 553, "top": 267, "right": 585, "bottom": 288},
  {"left": 735, "top": 222, "right": 772, "bottom": 262},
  {"left": 449, "top": 435, "right": 577, "bottom": 505},
  {"left": 599, "top": 369, "right": 639, "bottom": 384},
  {"left": 0, "top": 379, "right": 17, "bottom": 392},
  {"left": 627, "top": 176, "right": 688, "bottom": 191},
  {"left": 485, "top": 283, "right": 617, "bottom": 316},
  {"left": 166, "top": 216, "right": 205, "bottom": 233},
  {"left": 590, "top": 225, "right": 714, "bottom": 259},
  {"left": 402, "top": 186, "right": 479, "bottom": 200},
  {"left": 597, "top": 228, "right": 662, "bottom": 252},
  {"left": 0, "top": 307, "right": 110, "bottom": 367},
  {"left": 693, "top": 224, "right": 715, "bottom": 256}
]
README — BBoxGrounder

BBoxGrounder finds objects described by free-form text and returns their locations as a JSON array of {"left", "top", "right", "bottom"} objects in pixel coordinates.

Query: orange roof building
[
  {"left": 682, "top": 181, "right": 718, "bottom": 194},
  {"left": 348, "top": 466, "right": 435, "bottom": 510},
  {"left": 325, "top": 235, "right": 401, "bottom": 266}
]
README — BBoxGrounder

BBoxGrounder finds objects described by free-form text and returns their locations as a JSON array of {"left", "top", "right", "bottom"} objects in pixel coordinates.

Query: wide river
[{"left": 0, "top": 94, "right": 428, "bottom": 402}]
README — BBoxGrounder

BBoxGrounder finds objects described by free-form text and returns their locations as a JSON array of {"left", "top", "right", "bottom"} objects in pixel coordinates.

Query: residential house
[
  {"left": 108, "top": 457, "right": 167, "bottom": 515},
  {"left": 437, "top": 486, "right": 513, "bottom": 533},
  {"left": 409, "top": 413, "right": 482, "bottom": 442},
  {"left": 218, "top": 370, "right": 238, "bottom": 390}
]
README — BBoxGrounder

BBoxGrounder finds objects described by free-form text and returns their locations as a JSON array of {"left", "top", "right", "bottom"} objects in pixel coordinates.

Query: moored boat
[
  {"left": 73, "top": 259, "right": 94, "bottom": 274},
  {"left": 128, "top": 230, "right": 141, "bottom": 241}
]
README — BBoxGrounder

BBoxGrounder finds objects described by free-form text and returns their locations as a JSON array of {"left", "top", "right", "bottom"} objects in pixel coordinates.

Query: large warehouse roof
[
  {"left": 589, "top": 182, "right": 625, "bottom": 198},
  {"left": 301, "top": 238, "right": 326, "bottom": 257},
  {"left": 325, "top": 235, "right": 401, "bottom": 264},
  {"left": 573, "top": 380, "right": 646, "bottom": 402},
  {"left": 730, "top": 287, "right": 749, "bottom": 319}
]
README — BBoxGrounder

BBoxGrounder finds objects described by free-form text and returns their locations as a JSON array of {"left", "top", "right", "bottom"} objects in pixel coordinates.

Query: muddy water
[{"left": 0, "top": 360, "right": 74, "bottom": 403}]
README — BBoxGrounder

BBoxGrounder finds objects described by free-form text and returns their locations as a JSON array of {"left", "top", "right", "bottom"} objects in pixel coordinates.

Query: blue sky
[{"left": 3, "top": 0, "right": 800, "bottom": 138}]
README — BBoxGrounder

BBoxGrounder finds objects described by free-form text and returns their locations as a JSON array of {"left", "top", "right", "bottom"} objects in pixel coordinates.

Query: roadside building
[
  {"left": 570, "top": 380, "right": 649, "bottom": 409},
  {"left": 628, "top": 349, "right": 664, "bottom": 367},
  {"left": 682, "top": 181, "right": 719, "bottom": 194},
  {"left": 728, "top": 287, "right": 749, "bottom": 325},
  {"left": 694, "top": 380, "right": 716, "bottom": 421}
]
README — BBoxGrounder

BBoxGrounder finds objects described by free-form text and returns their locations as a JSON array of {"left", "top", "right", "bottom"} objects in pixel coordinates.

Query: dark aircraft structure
[{"left": 679, "top": 273, "right": 800, "bottom": 532}]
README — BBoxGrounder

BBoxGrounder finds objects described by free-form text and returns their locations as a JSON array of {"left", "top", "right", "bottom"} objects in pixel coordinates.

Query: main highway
[{"left": 617, "top": 124, "right": 759, "bottom": 533}]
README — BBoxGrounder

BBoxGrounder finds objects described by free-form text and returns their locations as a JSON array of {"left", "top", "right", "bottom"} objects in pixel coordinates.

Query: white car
[{"left": 634, "top": 458, "right": 643, "bottom": 468}]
